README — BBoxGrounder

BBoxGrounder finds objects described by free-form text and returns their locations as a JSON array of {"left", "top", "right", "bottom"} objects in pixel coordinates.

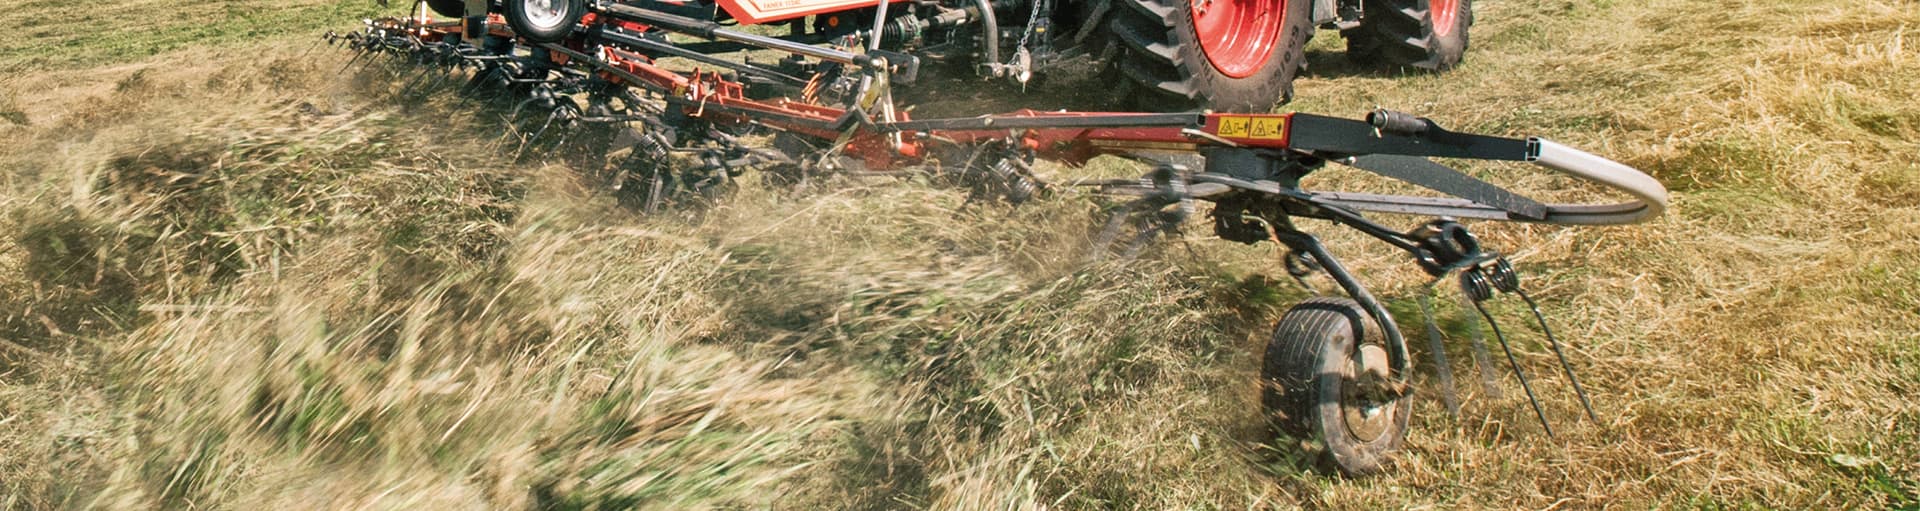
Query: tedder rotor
[{"left": 328, "top": 0, "right": 1667, "bottom": 474}]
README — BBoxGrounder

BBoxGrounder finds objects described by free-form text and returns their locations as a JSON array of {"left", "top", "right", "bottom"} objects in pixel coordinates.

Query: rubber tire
[
  {"left": 504, "top": 0, "right": 586, "bottom": 43},
  {"left": 1342, "top": 0, "right": 1472, "bottom": 71},
  {"left": 423, "top": 0, "right": 468, "bottom": 17},
  {"left": 1104, "top": 0, "right": 1313, "bottom": 112},
  {"left": 1261, "top": 297, "right": 1410, "bottom": 476}
]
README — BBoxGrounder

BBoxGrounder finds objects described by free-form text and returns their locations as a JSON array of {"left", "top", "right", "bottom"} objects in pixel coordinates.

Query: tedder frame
[{"left": 327, "top": 0, "right": 1667, "bottom": 474}]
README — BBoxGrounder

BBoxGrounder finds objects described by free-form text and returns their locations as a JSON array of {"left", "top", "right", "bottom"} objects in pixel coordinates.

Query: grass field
[{"left": 2, "top": 0, "right": 1917, "bottom": 509}]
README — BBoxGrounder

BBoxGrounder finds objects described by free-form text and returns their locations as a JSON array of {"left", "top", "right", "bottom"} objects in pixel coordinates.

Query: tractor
[{"left": 421, "top": 0, "right": 1471, "bottom": 112}]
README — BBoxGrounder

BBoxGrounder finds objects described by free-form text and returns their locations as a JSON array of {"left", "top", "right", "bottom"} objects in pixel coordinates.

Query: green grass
[
  {"left": 0, "top": 0, "right": 386, "bottom": 73},
  {"left": 3, "top": 0, "right": 1919, "bottom": 509}
]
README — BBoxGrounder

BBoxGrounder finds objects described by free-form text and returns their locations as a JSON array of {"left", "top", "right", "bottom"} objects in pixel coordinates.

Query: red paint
[
  {"left": 715, "top": 0, "right": 911, "bottom": 24},
  {"left": 1190, "top": 0, "right": 1286, "bottom": 78},
  {"left": 406, "top": 17, "right": 1298, "bottom": 172},
  {"left": 1430, "top": 0, "right": 1460, "bottom": 38}
]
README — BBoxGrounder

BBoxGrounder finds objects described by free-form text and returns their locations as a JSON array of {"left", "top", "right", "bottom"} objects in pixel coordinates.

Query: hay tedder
[{"left": 328, "top": 0, "right": 1666, "bottom": 475}]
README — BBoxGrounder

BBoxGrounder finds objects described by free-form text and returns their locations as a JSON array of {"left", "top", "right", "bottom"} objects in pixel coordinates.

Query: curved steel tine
[
  {"left": 1088, "top": 197, "right": 1155, "bottom": 262},
  {"left": 645, "top": 168, "right": 668, "bottom": 214},
  {"left": 516, "top": 109, "right": 567, "bottom": 161},
  {"left": 1417, "top": 292, "right": 1463, "bottom": 417},
  {"left": 1116, "top": 219, "right": 1164, "bottom": 261},
  {"left": 1458, "top": 291, "right": 1505, "bottom": 399},
  {"left": 1465, "top": 272, "right": 1554, "bottom": 438},
  {"left": 1517, "top": 288, "right": 1604, "bottom": 427}
]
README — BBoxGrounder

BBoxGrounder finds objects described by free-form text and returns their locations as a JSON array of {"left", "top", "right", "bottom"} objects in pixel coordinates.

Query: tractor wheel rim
[
  {"left": 523, "top": 0, "right": 568, "bottom": 29},
  {"left": 1189, "top": 0, "right": 1284, "bottom": 79},
  {"left": 1431, "top": 0, "right": 1460, "bottom": 38}
]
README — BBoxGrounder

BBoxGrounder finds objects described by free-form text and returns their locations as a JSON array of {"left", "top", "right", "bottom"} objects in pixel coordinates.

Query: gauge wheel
[
  {"left": 1105, "top": 0, "right": 1314, "bottom": 112},
  {"left": 504, "top": 0, "right": 587, "bottom": 43},
  {"left": 1261, "top": 297, "right": 1411, "bottom": 476}
]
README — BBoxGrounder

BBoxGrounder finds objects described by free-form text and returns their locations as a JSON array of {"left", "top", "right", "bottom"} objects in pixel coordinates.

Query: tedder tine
[
  {"left": 1417, "top": 293, "right": 1463, "bottom": 418},
  {"left": 1489, "top": 260, "right": 1604, "bottom": 427},
  {"left": 1463, "top": 269, "right": 1554, "bottom": 438},
  {"left": 338, "top": 50, "right": 369, "bottom": 74},
  {"left": 515, "top": 111, "right": 560, "bottom": 161},
  {"left": 1520, "top": 287, "right": 1604, "bottom": 427},
  {"left": 1459, "top": 292, "right": 1505, "bottom": 399}
]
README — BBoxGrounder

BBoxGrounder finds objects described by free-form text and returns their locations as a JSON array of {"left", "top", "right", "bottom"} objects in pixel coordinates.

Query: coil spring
[
  {"left": 1488, "top": 258, "right": 1521, "bottom": 293},
  {"left": 992, "top": 157, "right": 1039, "bottom": 204},
  {"left": 1460, "top": 269, "right": 1495, "bottom": 302}
]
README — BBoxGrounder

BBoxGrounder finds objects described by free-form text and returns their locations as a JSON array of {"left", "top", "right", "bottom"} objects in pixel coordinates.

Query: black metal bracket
[
  {"left": 1268, "top": 229, "right": 1413, "bottom": 382},
  {"left": 868, "top": 49, "right": 923, "bottom": 84}
]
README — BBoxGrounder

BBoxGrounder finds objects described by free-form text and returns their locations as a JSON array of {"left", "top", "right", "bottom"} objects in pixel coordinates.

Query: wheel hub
[
  {"left": 522, "top": 0, "right": 568, "bottom": 29},
  {"left": 1342, "top": 344, "right": 1394, "bottom": 442},
  {"left": 1188, "top": 0, "right": 1285, "bottom": 78}
]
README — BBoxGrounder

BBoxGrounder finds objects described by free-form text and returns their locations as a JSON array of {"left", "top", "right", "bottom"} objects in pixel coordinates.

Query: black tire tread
[
  {"left": 1261, "top": 297, "right": 1406, "bottom": 476},
  {"left": 1107, "top": 1, "right": 1192, "bottom": 102},
  {"left": 1343, "top": 0, "right": 1472, "bottom": 71},
  {"left": 1101, "top": 0, "right": 1309, "bottom": 112},
  {"left": 1263, "top": 297, "right": 1372, "bottom": 434},
  {"left": 423, "top": 0, "right": 467, "bottom": 18}
]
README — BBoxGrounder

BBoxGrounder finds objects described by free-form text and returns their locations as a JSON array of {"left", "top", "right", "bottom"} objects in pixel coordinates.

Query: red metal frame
[
  {"left": 559, "top": 31, "right": 1298, "bottom": 169},
  {"left": 397, "top": 17, "right": 1298, "bottom": 171}
]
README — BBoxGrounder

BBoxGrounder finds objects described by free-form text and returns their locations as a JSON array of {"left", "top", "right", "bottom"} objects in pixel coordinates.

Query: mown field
[{"left": 2, "top": 0, "right": 1916, "bottom": 509}]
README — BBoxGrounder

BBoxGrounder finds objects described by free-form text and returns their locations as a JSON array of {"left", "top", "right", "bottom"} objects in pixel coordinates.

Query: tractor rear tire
[
  {"left": 1343, "top": 0, "right": 1472, "bottom": 71},
  {"left": 424, "top": 0, "right": 467, "bottom": 17},
  {"left": 1104, "top": 0, "right": 1313, "bottom": 112},
  {"left": 504, "top": 0, "right": 587, "bottom": 43},
  {"left": 1262, "top": 297, "right": 1410, "bottom": 476}
]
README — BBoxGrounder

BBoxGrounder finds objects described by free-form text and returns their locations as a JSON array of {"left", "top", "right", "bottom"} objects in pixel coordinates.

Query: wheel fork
[{"left": 1268, "top": 227, "right": 1414, "bottom": 384}]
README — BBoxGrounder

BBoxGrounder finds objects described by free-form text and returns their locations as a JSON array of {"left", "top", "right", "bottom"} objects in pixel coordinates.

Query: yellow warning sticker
[
  {"left": 1248, "top": 117, "right": 1287, "bottom": 140},
  {"left": 1217, "top": 116, "right": 1251, "bottom": 138},
  {"left": 1215, "top": 116, "right": 1287, "bottom": 140}
]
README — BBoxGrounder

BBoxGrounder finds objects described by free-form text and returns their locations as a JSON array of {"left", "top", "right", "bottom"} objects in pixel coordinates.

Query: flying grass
[{"left": 3, "top": 0, "right": 1919, "bottom": 508}]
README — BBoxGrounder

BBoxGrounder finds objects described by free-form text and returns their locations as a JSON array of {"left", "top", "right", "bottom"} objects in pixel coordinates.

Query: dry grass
[{"left": 2, "top": 0, "right": 1917, "bottom": 509}]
